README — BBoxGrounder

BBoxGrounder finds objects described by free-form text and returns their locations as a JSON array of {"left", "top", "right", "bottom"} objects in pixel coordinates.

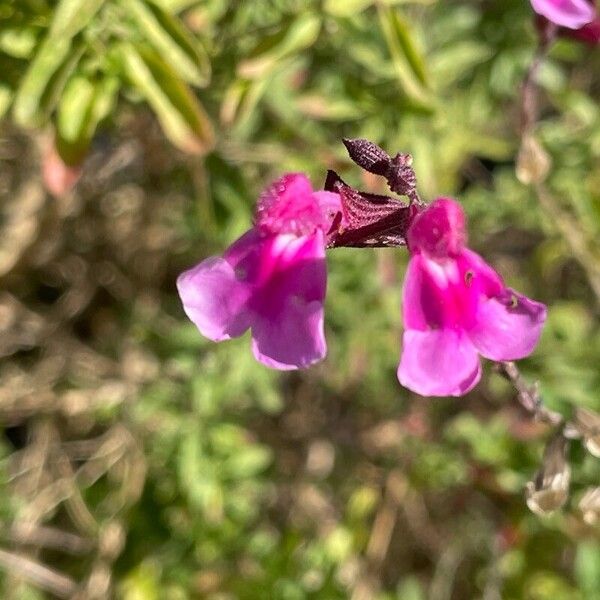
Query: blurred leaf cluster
[
  {"left": 1, "top": 0, "right": 600, "bottom": 599},
  {"left": 1, "top": 0, "right": 213, "bottom": 160}
]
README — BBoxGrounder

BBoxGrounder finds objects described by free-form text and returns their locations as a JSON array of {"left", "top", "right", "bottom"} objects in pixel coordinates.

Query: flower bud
[
  {"left": 526, "top": 435, "right": 570, "bottom": 516},
  {"left": 516, "top": 134, "right": 551, "bottom": 185}
]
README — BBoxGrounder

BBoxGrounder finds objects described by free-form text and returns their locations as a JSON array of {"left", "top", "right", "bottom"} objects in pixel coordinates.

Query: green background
[{"left": 1, "top": 0, "right": 600, "bottom": 598}]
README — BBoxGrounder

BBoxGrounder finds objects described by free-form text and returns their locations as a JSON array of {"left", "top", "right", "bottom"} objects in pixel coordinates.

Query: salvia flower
[
  {"left": 530, "top": 0, "right": 596, "bottom": 29},
  {"left": 177, "top": 173, "right": 342, "bottom": 370},
  {"left": 398, "top": 198, "right": 547, "bottom": 397}
]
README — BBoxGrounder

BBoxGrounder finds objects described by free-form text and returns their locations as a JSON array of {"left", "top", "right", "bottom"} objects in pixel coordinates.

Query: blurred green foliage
[{"left": 1, "top": 0, "right": 600, "bottom": 598}]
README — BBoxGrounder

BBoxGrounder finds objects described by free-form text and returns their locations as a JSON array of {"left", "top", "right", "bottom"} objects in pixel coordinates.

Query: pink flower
[
  {"left": 398, "top": 199, "right": 547, "bottom": 397},
  {"left": 177, "top": 173, "right": 342, "bottom": 370},
  {"left": 530, "top": 0, "right": 596, "bottom": 29}
]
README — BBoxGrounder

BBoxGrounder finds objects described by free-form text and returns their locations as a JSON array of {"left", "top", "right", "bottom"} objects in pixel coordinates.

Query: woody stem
[{"left": 497, "top": 361, "right": 563, "bottom": 426}]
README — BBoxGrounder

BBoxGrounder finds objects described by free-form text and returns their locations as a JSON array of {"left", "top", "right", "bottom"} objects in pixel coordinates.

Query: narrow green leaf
[
  {"left": 296, "top": 94, "right": 363, "bottom": 121},
  {"left": 12, "top": 0, "right": 103, "bottom": 127},
  {"left": 220, "top": 77, "right": 270, "bottom": 131},
  {"left": 121, "top": 0, "right": 210, "bottom": 87},
  {"left": 89, "top": 76, "right": 120, "bottom": 128},
  {"left": 386, "top": 8, "right": 428, "bottom": 85},
  {"left": 13, "top": 38, "right": 84, "bottom": 127},
  {"left": 430, "top": 41, "right": 492, "bottom": 88},
  {"left": 238, "top": 14, "right": 321, "bottom": 79},
  {"left": 323, "top": 0, "right": 374, "bottom": 16},
  {"left": 57, "top": 76, "right": 95, "bottom": 144},
  {"left": 377, "top": 6, "right": 432, "bottom": 107},
  {"left": 47, "top": 0, "right": 106, "bottom": 40},
  {"left": 151, "top": 0, "right": 200, "bottom": 11},
  {"left": 325, "top": 0, "right": 437, "bottom": 17},
  {"left": 56, "top": 75, "right": 118, "bottom": 164},
  {"left": 119, "top": 43, "right": 214, "bottom": 154},
  {"left": 220, "top": 79, "right": 249, "bottom": 126}
]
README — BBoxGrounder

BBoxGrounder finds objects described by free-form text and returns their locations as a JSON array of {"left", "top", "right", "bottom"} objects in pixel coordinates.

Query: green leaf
[
  {"left": 0, "top": 27, "right": 37, "bottom": 59},
  {"left": 224, "top": 446, "right": 272, "bottom": 478},
  {"left": 220, "top": 77, "right": 270, "bottom": 130},
  {"left": 119, "top": 42, "right": 214, "bottom": 154},
  {"left": 57, "top": 76, "right": 95, "bottom": 146},
  {"left": 56, "top": 75, "right": 118, "bottom": 164},
  {"left": 377, "top": 6, "right": 432, "bottom": 107},
  {"left": 238, "top": 14, "right": 321, "bottom": 79},
  {"left": 151, "top": 0, "right": 201, "bottom": 11},
  {"left": 324, "top": 0, "right": 437, "bottom": 15},
  {"left": 296, "top": 94, "right": 364, "bottom": 121},
  {"left": 121, "top": 0, "right": 210, "bottom": 87},
  {"left": 13, "top": 38, "right": 84, "bottom": 127},
  {"left": 11, "top": 0, "right": 105, "bottom": 127},
  {"left": 323, "top": 0, "right": 374, "bottom": 16},
  {"left": 48, "top": 0, "right": 106, "bottom": 40},
  {"left": 430, "top": 41, "right": 492, "bottom": 88}
]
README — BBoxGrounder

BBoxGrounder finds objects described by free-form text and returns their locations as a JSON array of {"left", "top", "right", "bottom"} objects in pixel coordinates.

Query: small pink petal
[
  {"left": 177, "top": 256, "right": 252, "bottom": 342},
  {"left": 255, "top": 173, "right": 322, "bottom": 236},
  {"left": 407, "top": 198, "right": 466, "bottom": 258},
  {"left": 530, "top": 0, "right": 595, "bottom": 29},
  {"left": 468, "top": 288, "right": 547, "bottom": 361},
  {"left": 398, "top": 328, "right": 481, "bottom": 397}
]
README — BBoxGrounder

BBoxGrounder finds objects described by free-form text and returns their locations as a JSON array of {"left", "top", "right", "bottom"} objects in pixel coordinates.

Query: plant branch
[{"left": 497, "top": 361, "right": 563, "bottom": 426}]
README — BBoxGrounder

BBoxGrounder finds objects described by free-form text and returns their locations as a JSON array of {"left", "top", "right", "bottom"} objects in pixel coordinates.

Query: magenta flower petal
[
  {"left": 398, "top": 329, "right": 482, "bottom": 397},
  {"left": 255, "top": 173, "right": 322, "bottom": 236},
  {"left": 530, "top": 0, "right": 595, "bottom": 28},
  {"left": 177, "top": 256, "right": 252, "bottom": 342},
  {"left": 468, "top": 288, "right": 548, "bottom": 361},
  {"left": 402, "top": 254, "right": 449, "bottom": 330},
  {"left": 457, "top": 249, "right": 504, "bottom": 297},
  {"left": 251, "top": 299, "right": 325, "bottom": 369},
  {"left": 402, "top": 249, "right": 504, "bottom": 333},
  {"left": 178, "top": 173, "right": 340, "bottom": 371},
  {"left": 407, "top": 197, "right": 466, "bottom": 258},
  {"left": 250, "top": 232, "right": 327, "bottom": 369}
]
